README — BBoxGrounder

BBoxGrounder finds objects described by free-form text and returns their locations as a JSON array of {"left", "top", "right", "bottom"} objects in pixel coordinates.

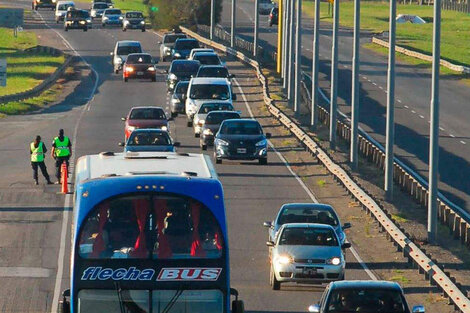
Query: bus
[{"left": 59, "top": 151, "right": 244, "bottom": 313}]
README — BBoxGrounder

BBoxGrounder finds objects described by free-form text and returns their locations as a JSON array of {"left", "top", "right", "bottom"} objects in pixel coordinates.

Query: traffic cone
[{"left": 61, "top": 161, "right": 68, "bottom": 194}]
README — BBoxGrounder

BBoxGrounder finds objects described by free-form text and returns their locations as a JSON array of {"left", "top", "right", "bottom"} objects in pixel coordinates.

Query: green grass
[
  {"left": 0, "top": 28, "right": 65, "bottom": 97},
  {"left": 75, "top": 0, "right": 147, "bottom": 12},
  {"left": 303, "top": 0, "right": 470, "bottom": 67}
]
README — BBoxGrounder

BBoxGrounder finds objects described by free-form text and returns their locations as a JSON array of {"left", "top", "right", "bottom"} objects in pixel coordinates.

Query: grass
[
  {"left": 317, "top": 179, "right": 326, "bottom": 187},
  {"left": 74, "top": 0, "right": 147, "bottom": 12},
  {"left": 303, "top": 1, "right": 470, "bottom": 68},
  {"left": 390, "top": 274, "right": 411, "bottom": 284},
  {"left": 0, "top": 28, "right": 65, "bottom": 97},
  {"left": 391, "top": 213, "right": 409, "bottom": 224}
]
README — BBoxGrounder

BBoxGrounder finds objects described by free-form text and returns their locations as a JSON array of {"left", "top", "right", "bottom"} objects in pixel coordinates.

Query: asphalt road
[
  {"left": 220, "top": 0, "right": 470, "bottom": 212},
  {"left": 0, "top": 1, "right": 372, "bottom": 312}
]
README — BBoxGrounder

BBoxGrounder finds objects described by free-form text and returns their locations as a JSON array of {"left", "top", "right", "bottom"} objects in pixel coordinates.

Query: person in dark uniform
[
  {"left": 30, "top": 135, "right": 53, "bottom": 185},
  {"left": 51, "top": 129, "right": 72, "bottom": 184}
]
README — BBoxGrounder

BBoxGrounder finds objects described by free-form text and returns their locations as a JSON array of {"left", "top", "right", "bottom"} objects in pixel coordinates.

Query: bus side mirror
[
  {"left": 263, "top": 221, "right": 272, "bottom": 228},
  {"left": 59, "top": 289, "right": 70, "bottom": 313},
  {"left": 412, "top": 306, "right": 425, "bottom": 313},
  {"left": 121, "top": 117, "right": 126, "bottom": 121},
  {"left": 118, "top": 142, "right": 125, "bottom": 147},
  {"left": 308, "top": 304, "right": 320, "bottom": 313},
  {"left": 265, "top": 133, "right": 272, "bottom": 139},
  {"left": 342, "top": 242, "right": 352, "bottom": 249},
  {"left": 174, "top": 142, "right": 181, "bottom": 147},
  {"left": 343, "top": 222, "right": 351, "bottom": 229},
  {"left": 232, "top": 93, "right": 237, "bottom": 100},
  {"left": 232, "top": 300, "right": 244, "bottom": 313},
  {"left": 266, "top": 241, "right": 275, "bottom": 247}
]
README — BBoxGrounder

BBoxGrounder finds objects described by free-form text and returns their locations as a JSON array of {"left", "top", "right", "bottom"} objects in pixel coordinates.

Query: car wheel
[
  {"left": 56, "top": 19, "right": 59, "bottom": 24},
  {"left": 216, "top": 158, "right": 222, "bottom": 164},
  {"left": 83, "top": 27, "right": 87, "bottom": 32},
  {"left": 115, "top": 69, "right": 119, "bottom": 74},
  {"left": 64, "top": 27, "right": 68, "bottom": 31},
  {"left": 201, "top": 144, "right": 207, "bottom": 151},
  {"left": 171, "top": 112, "right": 177, "bottom": 118},
  {"left": 123, "top": 77, "right": 128, "bottom": 82},
  {"left": 195, "top": 133, "right": 200, "bottom": 138},
  {"left": 122, "top": 27, "right": 126, "bottom": 32},
  {"left": 141, "top": 28, "right": 145, "bottom": 32},
  {"left": 151, "top": 76, "right": 156, "bottom": 82},
  {"left": 259, "top": 157, "right": 268, "bottom": 165},
  {"left": 270, "top": 266, "right": 280, "bottom": 290},
  {"left": 102, "top": 23, "right": 105, "bottom": 27},
  {"left": 187, "top": 121, "right": 192, "bottom": 127}
]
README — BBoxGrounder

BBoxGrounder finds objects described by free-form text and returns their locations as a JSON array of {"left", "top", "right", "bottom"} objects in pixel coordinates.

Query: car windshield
[
  {"left": 206, "top": 112, "right": 240, "bottom": 125},
  {"left": 127, "top": 132, "right": 171, "bottom": 146},
  {"left": 130, "top": 108, "right": 166, "bottom": 120},
  {"left": 193, "top": 55, "right": 220, "bottom": 65},
  {"left": 126, "top": 12, "right": 143, "bottom": 18},
  {"left": 189, "top": 84, "right": 229, "bottom": 100},
  {"left": 127, "top": 54, "right": 152, "bottom": 64},
  {"left": 170, "top": 62, "right": 200, "bottom": 74},
  {"left": 279, "top": 227, "right": 338, "bottom": 246},
  {"left": 174, "top": 82, "right": 189, "bottom": 94},
  {"left": 198, "top": 103, "right": 233, "bottom": 114},
  {"left": 219, "top": 121, "right": 262, "bottom": 135},
  {"left": 117, "top": 44, "right": 142, "bottom": 55},
  {"left": 93, "top": 3, "right": 108, "bottom": 9},
  {"left": 67, "top": 10, "right": 88, "bottom": 18},
  {"left": 105, "top": 9, "right": 121, "bottom": 15},
  {"left": 198, "top": 67, "right": 229, "bottom": 78},
  {"left": 326, "top": 288, "right": 407, "bottom": 313},
  {"left": 174, "top": 40, "right": 199, "bottom": 50},
  {"left": 58, "top": 3, "right": 74, "bottom": 10},
  {"left": 163, "top": 34, "right": 186, "bottom": 44},
  {"left": 278, "top": 207, "right": 338, "bottom": 227}
]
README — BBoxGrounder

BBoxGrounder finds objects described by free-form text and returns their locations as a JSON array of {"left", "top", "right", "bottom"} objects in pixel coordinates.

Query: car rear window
[
  {"left": 117, "top": 44, "right": 142, "bottom": 55},
  {"left": 326, "top": 289, "right": 406, "bottom": 313},
  {"left": 130, "top": 108, "right": 166, "bottom": 120},
  {"left": 206, "top": 112, "right": 240, "bottom": 125},
  {"left": 126, "top": 54, "right": 152, "bottom": 64},
  {"left": 58, "top": 3, "right": 74, "bottom": 10},
  {"left": 197, "top": 67, "right": 229, "bottom": 78},
  {"left": 93, "top": 3, "right": 108, "bottom": 9},
  {"left": 278, "top": 207, "right": 338, "bottom": 226},
  {"left": 126, "top": 12, "right": 143, "bottom": 18},
  {"left": 174, "top": 39, "right": 199, "bottom": 50},
  {"left": 163, "top": 34, "right": 187, "bottom": 44},
  {"left": 128, "top": 132, "right": 171, "bottom": 146},
  {"left": 193, "top": 54, "right": 221, "bottom": 65},
  {"left": 219, "top": 121, "right": 262, "bottom": 135},
  {"left": 198, "top": 103, "right": 233, "bottom": 114},
  {"left": 175, "top": 81, "right": 189, "bottom": 93},
  {"left": 105, "top": 9, "right": 121, "bottom": 15},
  {"left": 170, "top": 61, "right": 200, "bottom": 73},
  {"left": 279, "top": 227, "right": 338, "bottom": 246},
  {"left": 189, "top": 84, "right": 230, "bottom": 100},
  {"left": 67, "top": 10, "right": 88, "bottom": 18}
]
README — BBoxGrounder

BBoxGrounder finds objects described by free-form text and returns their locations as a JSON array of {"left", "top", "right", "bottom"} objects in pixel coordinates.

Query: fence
[{"left": 442, "top": 0, "right": 470, "bottom": 13}]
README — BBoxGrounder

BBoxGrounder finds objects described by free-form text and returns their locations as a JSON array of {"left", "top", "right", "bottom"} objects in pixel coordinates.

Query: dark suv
[
  {"left": 171, "top": 38, "right": 199, "bottom": 60},
  {"left": 159, "top": 33, "right": 187, "bottom": 62},
  {"left": 32, "top": 0, "right": 56, "bottom": 10},
  {"left": 64, "top": 9, "right": 89, "bottom": 32},
  {"left": 269, "top": 7, "right": 278, "bottom": 27}
]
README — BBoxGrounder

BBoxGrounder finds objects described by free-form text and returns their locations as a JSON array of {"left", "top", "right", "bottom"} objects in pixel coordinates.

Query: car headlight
[
  {"left": 197, "top": 119, "right": 205, "bottom": 126},
  {"left": 275, "top": 254, "right": 293, "bottom": 265},
  {"left": 103, "top": 16, "right": 108, "bottom": 20},
  {"left": 327, "top": 257, "right": 342, "bottom": 266},
  {"left": 174, "top": 52, "right": 181, "bottom": 58},
  {"left": 169, "top": 73, "right": 177, "bottom": 81},
  {"left": 256, "top": 139, "right": 267, "bottom": 147},
  {"left": 140, "top": 20, "right": 145, "bottom": 24},
  {"left": 123, "top": 20, "right": 129, "bottom": 25},
  {"left": 147, "top": 66, "right": 156, "bottom": 72},
  {"left": 125, "top": 66, "right": 134, "bottom": 73},
  {"left": 127, "top": 126, "right": 135, "bottom": 132},
  {"left": 171, "top": 98, "right": 180, "bottom": 104},
  {"left": 203, "top": 128, "right": 213, "bottom": 135},
  {"left": 119, "top": 16, "right": 123, "bottom": 20},
  {"left": 79, "top": 20, "right": 86, "bottom": 24},
  {"left": 116, "top": 58, "right": 122, "bottom": 64},
  {"left": 161, "top": 126, "right": 168, "bottom": 131},
  {"left": 86, "top": 18, "right": 92, "bottom": 23},
  {"left": 216, "top": 139, "right": 229, "bottom": 146}
]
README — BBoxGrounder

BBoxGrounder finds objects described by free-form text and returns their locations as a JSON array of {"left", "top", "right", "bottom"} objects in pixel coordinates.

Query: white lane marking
[
  {"left": 397, "top": 99, "right": 402, "bottom": 103},
  {"left": 152, "top": 30, "right": 163, "bottom": 38},
  {"left": 372, "top": 82, "right": 377, "bottom": 86},
  {"left": 461, "top": 141, "right": 466, "bottom": 145},
  {"left": 411, "top": 110, "right": 416, "bottom": 114},
  {"left": 233, "top": 78, "right": 377, "bottom": 281},
  {"left": 404, "top": 105, "right": 409, "bottom": 109},
  {"left": 419, "top": 115, "right": 425, "bottom": 119},
  {"left": 378, "top": 86, "right": 383, "bottom": 90},
  {"left": 0, "top": 267, "right": 51, "bottom": 278},
  {"left": 439, "top": 127, "right": 445, "bottom": 131},
  {"left": 450, "top": 134, "right": 456, "bottom": 138}
]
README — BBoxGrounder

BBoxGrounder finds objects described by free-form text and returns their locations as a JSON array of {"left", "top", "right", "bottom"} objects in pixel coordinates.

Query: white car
[
  {"left": 185, "top": 77, "right": 236, "bottom": 127},
  {"left": 55, "top": 0, "right": 74, "bottom": 23},
  {"left": 192, "top": 102, "right": 235, "bottom": 137},
  {"left": 111, "top": 40, "right": 143, "bottom": 73},
  {"left": 101, "top": 8, "right": 123, "bottom": 27},
  {"left": 90, "top": 2, "right": 108, "bottom": 19},
  {"left": 259, "top": 0, "right": 274, "bottom": 15},
  {"left": 188, "top": 48, "right": 214, "bottom": 60}
]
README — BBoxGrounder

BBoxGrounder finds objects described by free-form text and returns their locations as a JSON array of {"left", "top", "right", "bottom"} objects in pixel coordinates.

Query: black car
[
  {"left": 170, "top": 81, "right": 189, "bottom": 117},
  {"left": 214, "top": 119, "right": 271, "bottom": 164},
  {"left": 196, "top": 65, "right": 234, "bottom": 80},
  {"left": 159, "top": 33, "right": 187, "bottom": 62},
  {"left": 64, "top": 9, "right": 89, "bottom": 31},
  {"left": 171, "top": 38, "right": 199, "bottom": 60},
  {"left": 32, "top": 0, "right": 56, "bottom": 10},
  {"left": 122, "top": 11, "right": 145, "bottom": 31},
  {"left": 166, "top": 60, "right": 200, "bottom": 92},
  {"left": 123, "top": 53, "right": 157, "bottom": 82},
  {"left": 269, "top": 7, "right": 278, "bottom": 27},
  {"left": 200, "top": 111, "right": 241, "bottom": 150}
]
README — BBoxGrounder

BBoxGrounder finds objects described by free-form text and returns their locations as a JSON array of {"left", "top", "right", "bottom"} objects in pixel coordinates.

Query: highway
[
  {"left": 220, "top": 0, "right": 470, "bottom": 212},
  {"left": 0, "top": 1, "right": 373, "bottom": 312}
]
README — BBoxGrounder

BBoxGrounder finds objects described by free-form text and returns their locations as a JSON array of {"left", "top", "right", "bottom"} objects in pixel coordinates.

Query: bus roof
[{"left": 76, "top": 151, "right": 216, "bottom": 183}]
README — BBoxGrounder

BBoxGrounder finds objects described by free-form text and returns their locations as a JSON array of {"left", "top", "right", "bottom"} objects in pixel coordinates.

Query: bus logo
[
  {"left": 81, "top": 267, "right": 155, "bottom": 281},
  {"left": 157, "top": 268, "right": 222, "bottom": 281}
]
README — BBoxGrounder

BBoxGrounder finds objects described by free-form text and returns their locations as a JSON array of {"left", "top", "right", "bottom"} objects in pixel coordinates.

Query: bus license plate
[
  {"left": 237, "top": 148, "right": 247, "bottom": 154},
  {"left": 137, "top": 71, "right": 144, "bottom": 75}
]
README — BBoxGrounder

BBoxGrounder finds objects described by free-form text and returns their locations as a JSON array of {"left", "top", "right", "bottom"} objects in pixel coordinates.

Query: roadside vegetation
[
  {"left": 75, "top": 0, "right": 147, "bottom": 12},
  {"left": 303, "top": 1, "right": 470, "bottom": 67},
  {"left": 0, "top": 28, "right": 65, "bottom": 97}
]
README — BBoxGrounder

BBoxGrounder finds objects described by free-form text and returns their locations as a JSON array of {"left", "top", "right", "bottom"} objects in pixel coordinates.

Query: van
[
  {"left": 110, "top": 40, "right": 143, "bottom": 73},
  {"left": 55, "top": 0, "right": 74, "bottom": 23}
]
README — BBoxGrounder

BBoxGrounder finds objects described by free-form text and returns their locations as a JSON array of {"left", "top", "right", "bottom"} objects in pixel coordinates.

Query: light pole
[
  {"left": 254, "top": 0, "right": 259, "bottom": 57},
  {"left": 329, "top": 0, "right": 339, "bottom": 150},
  {"left": 210, "top": 0, "right": 215, "bottom": 40},
  {"left": 283, "top": 0, "right": 290, "bottom": 90},
  {"left": 311, "top": 0, "right": 320, "bottom": 129},
  {"left": 287, "top": 0, "right": 295, "bottom": 105},
  {"left": 231, "top": 0, "right": 236, "bottom": 47},
  {"left": 350, "top": 0, "right": 360, "bottom": 169},
  {"left": 294, "top": 0, "right": 302, "bottom": 116},
  {"left": 277, "top": 0, "right": 283, "bottom": 73}
]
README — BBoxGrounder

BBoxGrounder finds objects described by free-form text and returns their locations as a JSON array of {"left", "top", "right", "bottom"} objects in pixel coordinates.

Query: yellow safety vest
[
  {"left": 53, "top": 136, "right": 71, "bottom": 157},
  {"left": 31, "top": 142, "right": 45, "bottom": 162}
]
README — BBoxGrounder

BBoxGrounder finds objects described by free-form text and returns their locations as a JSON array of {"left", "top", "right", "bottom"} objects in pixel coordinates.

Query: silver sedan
[{"left": 267, "top": 223, "right": 350, "bottom": 290}]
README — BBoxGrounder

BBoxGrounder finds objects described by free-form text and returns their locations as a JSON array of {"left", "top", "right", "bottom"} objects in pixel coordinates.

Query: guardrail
[
  {"left": 0, "top": 46, "right": 72, "bottom": 105},
  {"left": 180, "top": 25, "right": 470, "bottom": 313}
]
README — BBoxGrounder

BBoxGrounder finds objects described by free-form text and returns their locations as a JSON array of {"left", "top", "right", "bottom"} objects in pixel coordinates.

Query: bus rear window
[{"left": 79, "top": 194, "right": 223, "bottom": 259}]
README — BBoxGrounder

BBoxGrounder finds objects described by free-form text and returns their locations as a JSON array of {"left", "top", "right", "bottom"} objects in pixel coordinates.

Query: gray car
[
  {"left": 111, "top": 40, "right": 143, "bottom": 73},
  {"left": 90, "top": 2, "right": 108, "bottom": 19},
  {"left": 264, "top": 203, "right": 351, "bottom": 245},
  {"left": 122, "top": 11, "right": 145, "bottom": 31},
  {"left": 308, "top": 280, "right": 425, "bottom": 313},
  {"left": 193, "top": 102, "right": 234, "bottom": 137},
  {"left": 267, "top": 223, "right": 350, "bottom": 290},
  {"left": 159, "top": 33, "right": 187, "bottom": 62},
  {"left": 170, "top": 81, "right": 189, "bottom": 117}
]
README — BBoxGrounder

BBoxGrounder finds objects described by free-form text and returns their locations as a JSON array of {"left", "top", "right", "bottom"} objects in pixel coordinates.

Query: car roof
[
  {"left": 207, "top": 110, "right": 240, "bottom": 116},
  {"left": 223, "top": 118, "right": 259, "bottom": 124},
  {"left": 199, "top": 65, "right": 226, "bottom": 69},
  {"left": 126, "top": 11, "right": 142, "bottom": 14},
  {"left": 104, "top": 8, "right": 121, "bottom": 11},
  {"left": 175, "top": 38, "right": 198, "bottom": 42},
  {"left": 127, "top": 53, "right": 151, "bottom": 57},
  {"left": 329, "top": 280, "right": 403, "bottom": 291},
  {"left": 130, "top": 106, "right": 165, "bottom": 111},
  {"left": 172, "top": 59, "right": 200, "bottom": 64},
  {"left": 281, "top": 203, "right": 335, "bottom": 211},
  {"left": 193, "top": 52, "right": 219, "bottom": 57},
  {"left": 129, "top": 129, "right": 169, "bottom": 134},
  {"left": 57, "top": 1, "right": 74, "bottom": 4},
  {"left": 280, "top": 223, "right": 336, "bottom": 230},
  {"left": 117, "top": 40, "right": 141, "bottom": 46},
  {"left": 190, "top": 77, "right": 230, "bottom": 85}
]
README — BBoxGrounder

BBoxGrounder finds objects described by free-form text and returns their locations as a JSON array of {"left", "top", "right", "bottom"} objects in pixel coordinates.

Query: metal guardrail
[{"left": 180, "top": 25, "right": 470, "bottom": 313}]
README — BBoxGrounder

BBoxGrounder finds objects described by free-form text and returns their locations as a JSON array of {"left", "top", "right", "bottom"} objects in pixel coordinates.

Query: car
[
  {"left": 307, "top": 280, "right": 426, "bottom": 313},
  {"left": 185, "top": 77, "right": 235, "bottom": 126},
  {"left": 200, "top": 111, "right": 241, "bottom": 150},
  {"left": 101, "top": 8, "right": 123, "bottom": 27},
  {"left": 55, "top": 1, "right": 74, "bottom": 23},
  {"left": 171, "top": 38, "right": 199, "bottom": 60},
  {"left": 165, "top": 59, "right": 200, "bottom": 92},
  {"left": 118, "top": 129, "right": 178, "bottom": 153},
  {"left": 196, "top": 65, "right": 235, "bottom": 80},
  {"left": 214, "top": 118, "right": 270, "bottom": 164},
  {"left": 189, "top": 48, "right": 214, "bottom": 60},
  {"left": 64, "top": 9, "right": 89, "bottom": 31},
  {"left": 170, "top": 81, "right": 189, "bottom": 117},
  {"left": 193, "top": 102, "right": 234, "bottom": 138},
  {"left": 92, "top": 0, "right": 112, "bottom": 7},
  {"left": 159, "top": 32, "right": 187, "bottom": 62},
  {"left": 32, "top": 0, "right": 57, "bottom": 10},
  {"left": 111, "top": 40, "right": 143, "bottom": 74},
  {"left": 122, "top": 53, "right": 157, "bottom": 82},
  {"left": 269, "top": 7, "right": 278, "bottom": 27},
  {"left": 90, "top": 2, "right": 108, "bottom": 19},
  {"left": 259, "top": 0, "right": 275, "bottom": 15},
  {"left": 122, "top": 11, "right": 145, "bottom": 31},
  {"left": 263, "top": 203, "right": 351, "bottom": 245},
  {"left": 122, "top": 106, "right": 170, "bottom": 140},
  {"left": 267, "top": 223, "right": 350, "bottom": 290},
  {"left": 192, "top": 52, "right": 223, "bottom": 66}
]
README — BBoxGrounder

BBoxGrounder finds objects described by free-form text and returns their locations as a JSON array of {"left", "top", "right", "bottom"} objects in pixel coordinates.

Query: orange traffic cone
[{"left": 61, "top": 161, "right": 68, "bottom": 194}]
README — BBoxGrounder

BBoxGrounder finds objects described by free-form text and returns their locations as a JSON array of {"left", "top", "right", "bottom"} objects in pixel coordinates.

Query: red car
[{"left": 122, "top": 106, "right": 170, "bottom": 140}]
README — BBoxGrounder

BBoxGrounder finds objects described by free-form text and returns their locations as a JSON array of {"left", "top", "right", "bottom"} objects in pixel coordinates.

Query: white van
[{"left": 55, "top": 0, "right": 75, "bottom": 23}]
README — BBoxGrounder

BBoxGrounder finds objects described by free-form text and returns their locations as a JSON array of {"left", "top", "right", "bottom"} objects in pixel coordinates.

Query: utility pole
[
  {"left": 277, "top": 0, "right": 283, "bottom": 73},
  {"left": 350, "top": 0, "right": 360, "bottom": 169},
  {"left": 294, "top": 0, "right": 302, "bottom": 116},
  {"left": 210, "top": 0, "right": 215, "bottom": 40},
  {"left": 311, "top": 0, "right": 320, "bottom": 129},
  {"left": 231, "top": 0, "right": 236, "bottom": 47},
  {"left": 385, "top": 0, "right": 396, "bottom": 200},
  {"left": 428, "top": 0, "right": 441, "bottom": 244},
  {"left": 329, "top": 0, "right": 339, "bottom": 150},
  {"left": 287, "top": 0, "right": 295, "bottom": 105},
  {"left": 254, "top": 0, "right": 259, "bottom": 57},
  {"left": 283, "top": 0, "right": 290, "bottom": 90}
]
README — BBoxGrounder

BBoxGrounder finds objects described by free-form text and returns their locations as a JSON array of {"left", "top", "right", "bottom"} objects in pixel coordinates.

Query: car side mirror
[
  {"left": 232, "top": 93, "right": 237, "bottom": 100},
  {"left": 343, "top": 222, "right": 351, "bottom": 229},
  {"left": 263, "top": 221, "right": 272, "bottom": 228},
  {"left": 341, "top": 242, "right": 352, "bottom": 249},
  {"left": 266, "top": 241, "right": 274, "bottom": 247},
  {"left": 229, "top": 74, "right": 235, "bottom": 78},
  {"left": 232, "top": 300, "right": 245, "bottom": 313},
  {"left": 59, "top": 289, "right": 71, "bottom": 313},
  {"left": 158, "top": 41, "right": 162, "bottom": 44},
  {"left": 412, "top": 306, "right": 425, "bottom": 313},
  {"left": 110, "top": 52, "right": 114, "bottom": 56},
  {"left": 265, "top": 132, "right": 272, "bottom": 139},
  {"left": 164, "top": 69, "right": 168, "bottom": 74},
  {"left": 118, "top": 142, "right": 125, "bottom": 147},
  {"left": 173, "top": 141, "right": 181, "bottom": 147},
  {"left": 121, "top": 117, "right": 126, "bottom": 121},
  {"left": 167, "top": 117, "right": 174, "bottom": 121},
  {"left": 308, "top": 304, "right": 320, "bottom": 313}
]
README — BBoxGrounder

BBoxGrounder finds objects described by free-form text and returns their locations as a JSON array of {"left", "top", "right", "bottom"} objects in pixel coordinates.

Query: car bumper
[
  {"left": 171, "top": 101, "right": 184, "bottom": 113},
  {"left": 215, "top": 145, "right": 268, "bottom": 160},
  {"left": 103, "top": 19, "right": 122, "bottom": 25},
  {"left": 125, "top": 72, "right": 155, "bottom": 79},
  {"left": 274, "top": 263, "right": 345, "bottom": 283},
  {"left": 65, "top": 23, "right": 87, "bottom": 29},
  {"left": 37, "top": 3, "right": 56, "bottom": 8},
  {"left": 125, "top": 23, "right": 144, "bottom": 29}
]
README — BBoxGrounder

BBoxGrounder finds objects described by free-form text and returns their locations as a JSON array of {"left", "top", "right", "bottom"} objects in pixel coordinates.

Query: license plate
[
  {"left": 137, "top": 71, "right": 144, "bottom": 75},
  {"left": 303, "top": 268, "right": 317, "bottom": 275},
  {"left": 237, "top": 148, "right": 247, "bottom": 154}
]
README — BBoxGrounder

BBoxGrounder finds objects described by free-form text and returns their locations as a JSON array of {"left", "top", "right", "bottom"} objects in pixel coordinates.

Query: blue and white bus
[{"left": 59, "top": 151, "right": 244, "bottom": 313}]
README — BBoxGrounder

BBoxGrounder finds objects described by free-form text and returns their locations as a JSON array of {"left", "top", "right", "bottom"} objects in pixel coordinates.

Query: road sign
[
  {"left": 328, "top": 0, "right": 334, "bottom": 4},
  {"left": 0, "top": 8, "right": 24, "bottom": 28},
  {"left": 0, "top": 59, "right": 6, "bottom": 87}
]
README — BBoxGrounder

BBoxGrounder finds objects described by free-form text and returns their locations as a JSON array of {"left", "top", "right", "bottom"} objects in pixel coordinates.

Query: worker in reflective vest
[
  {"left": 51, "top": 129, "right": 72, "bottom": 183},
  {"left": 30, "top": 135, "right": 52, "bottom": 185}
]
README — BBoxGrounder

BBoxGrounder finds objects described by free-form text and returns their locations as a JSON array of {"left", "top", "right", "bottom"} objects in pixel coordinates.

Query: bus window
[
  {"left": 79, "top": 194, "right": 223, "bottom": 259},
  {"left": 152, "top": 290, "right": 223, "bottom": 313},
  {"left": 78, "top": 290, "right": 149, "bottom": 313}
]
